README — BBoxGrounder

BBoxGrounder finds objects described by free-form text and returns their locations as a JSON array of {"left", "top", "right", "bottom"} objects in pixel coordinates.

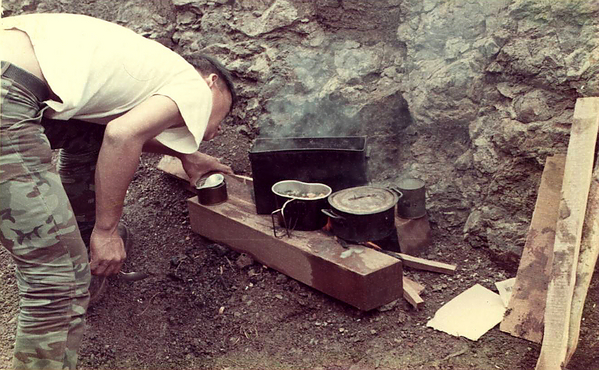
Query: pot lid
[{"left": 328, "top": 186, "right": 398, "bottom": 215}]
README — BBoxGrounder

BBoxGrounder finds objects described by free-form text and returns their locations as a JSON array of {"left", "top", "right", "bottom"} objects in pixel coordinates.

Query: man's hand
[
  {"left": 181, "top": 151, "right": 233, "bottom": 186},
  {"left": 89, "top": 227, "right": 127, "bottom": 276}
]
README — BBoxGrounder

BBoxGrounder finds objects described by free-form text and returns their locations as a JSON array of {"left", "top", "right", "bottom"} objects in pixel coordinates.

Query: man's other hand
[{"left": 89, "top": 227, "right": 127, "bottom": 276}]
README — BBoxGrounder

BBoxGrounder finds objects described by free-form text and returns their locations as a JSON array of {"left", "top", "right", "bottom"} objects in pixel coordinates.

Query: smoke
[
  {"left": 259, "top": 45, "right": 369, "bottom": 138},
  {"left": 262, "top": 94, "right": 362, "bottom": 138}
]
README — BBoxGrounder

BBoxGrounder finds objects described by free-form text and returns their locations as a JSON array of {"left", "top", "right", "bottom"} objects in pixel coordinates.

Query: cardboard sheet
[
  {"left": 495, "top": 277, "right": 516, "bottom": 307},
  {"left": 426, "top": 284, "right": 506, "bottom": 341}
]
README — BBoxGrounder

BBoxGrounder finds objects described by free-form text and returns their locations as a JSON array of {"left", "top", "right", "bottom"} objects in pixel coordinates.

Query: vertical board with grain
[
  {"left": 500, "top": 155, "right": 566, "bottom": 343},
  {"left": 565, "top": 161, "right": 599, "bottom": 364},
  {"left": 535, "top": 97, "right": 599, "bottom": 370}
]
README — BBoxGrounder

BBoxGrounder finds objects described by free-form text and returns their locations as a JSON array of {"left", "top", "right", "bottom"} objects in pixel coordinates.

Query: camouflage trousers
[{"left": 1, "top": 62, "right": 105, "bottom": 370}]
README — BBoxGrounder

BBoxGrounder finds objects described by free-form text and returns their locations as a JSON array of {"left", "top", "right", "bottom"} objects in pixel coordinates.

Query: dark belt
[{"left": 1, "top": 61, "right": 50, "bottom": 102}]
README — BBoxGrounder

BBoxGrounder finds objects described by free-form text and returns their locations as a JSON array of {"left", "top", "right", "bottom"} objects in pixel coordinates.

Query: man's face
[{"left": 203, "top": 73, "right": 233, "bottom": 141}]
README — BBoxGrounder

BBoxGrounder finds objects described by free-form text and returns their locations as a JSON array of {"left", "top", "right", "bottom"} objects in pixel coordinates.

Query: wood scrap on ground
[
  {"left": 364, "top": 241, "right": 456, "bottom": 275},
  {"left": 500, "top": 155, "right": 566, "bottom": 343},
  {"left": 403, "top": 277, "right": 425, "bottom": 309},
  {"left": 387, "top": 250, "right": 457, "bottom": 275},
  {"left": 535, "top": 97, "right": 599, "bottom": 370},
  {"left": 404, "top": 276, "right": 425, "bottom": 295}
]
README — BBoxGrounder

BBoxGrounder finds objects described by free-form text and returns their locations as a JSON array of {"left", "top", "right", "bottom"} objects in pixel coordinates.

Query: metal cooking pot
[
  {"left": 271, "top": 180, "right": 332, "bottom": 237},
  {"left": 195, "top": 173, "right": 228, "bottom": 205},
  {"left": 322, "top": 186, "right": 403, "bottom": 243}
]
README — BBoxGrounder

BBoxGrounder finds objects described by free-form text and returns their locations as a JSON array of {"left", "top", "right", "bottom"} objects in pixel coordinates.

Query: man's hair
[{"left": 185, "top": 53, "right": 238, "bottom": 110}]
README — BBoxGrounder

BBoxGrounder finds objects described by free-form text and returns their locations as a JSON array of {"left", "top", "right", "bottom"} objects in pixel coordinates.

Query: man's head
[{"left": 185, "top": 54, "right": 237, "bottom": 140}]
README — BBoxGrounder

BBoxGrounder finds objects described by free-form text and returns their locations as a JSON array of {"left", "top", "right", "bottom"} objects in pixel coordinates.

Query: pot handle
[
  {"left": 389, "top": 186, "right": 404, "bottom": 199},
  {"left": 271, "top": 198, "right": 295, "bottom": 238},
  {"left": 321, "top": 208, "right": 344, "bottom": 220}
]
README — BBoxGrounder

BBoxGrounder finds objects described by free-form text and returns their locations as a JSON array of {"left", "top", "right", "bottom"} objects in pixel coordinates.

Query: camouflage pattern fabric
[
  {"left": 1, "top": 63, "right": 104, "bottom": 370},
  {"left": 42, "top": 117, "right": 106, "bottom": 246}
]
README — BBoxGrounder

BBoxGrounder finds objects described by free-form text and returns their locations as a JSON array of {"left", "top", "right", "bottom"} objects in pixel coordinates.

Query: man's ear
[{"left": 205, "top": 73, "right": 219, "bottom": 88}]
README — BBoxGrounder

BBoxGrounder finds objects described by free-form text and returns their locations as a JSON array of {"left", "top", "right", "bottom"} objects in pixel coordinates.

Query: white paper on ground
[
  {"left": 494, "top": 277, "right": 516, "bottom": 307},
  {"left": 426, "top": 284, "right": 506, "bottom": 341}
]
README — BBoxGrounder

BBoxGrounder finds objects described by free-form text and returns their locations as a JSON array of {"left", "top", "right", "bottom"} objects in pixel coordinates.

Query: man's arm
[{"left": 91, "top": 95, "right": 184, "bottom": 276}]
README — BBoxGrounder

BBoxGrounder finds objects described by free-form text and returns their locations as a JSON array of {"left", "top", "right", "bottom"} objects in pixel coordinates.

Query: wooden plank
[
  {"left": 403, "top": 276, "right": 425, "bottom": 295},
  {"left": 566, "top": 160, "right": 599, "bottom": 364},
  {"left": 536, "top": 97, "right": 599, "bottom": 370},
  {"left": 382, "top": 250, "right": 456, "bottom": 275},
  {"left": 500, "top": 155, "right": 566, "bottom": 343},
  {"left": 187, "top": 177, "right": 404, "bottom": 311},
  {"left": 402, "top": 278, "right": 424, "bottom": 309}
]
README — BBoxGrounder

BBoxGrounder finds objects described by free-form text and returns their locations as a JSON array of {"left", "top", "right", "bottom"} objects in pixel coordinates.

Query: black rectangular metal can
[{"left": 249, "top": 136, "right": 368, "bottom": 214}]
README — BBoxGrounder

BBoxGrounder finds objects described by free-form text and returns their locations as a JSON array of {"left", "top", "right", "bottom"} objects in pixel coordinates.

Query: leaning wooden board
[
  {"left": 500, "top": 155, "right": 566, "bottom": 343},
  {"left": 566, "top": 159, "right": 599, "bottom": 364},
  {"left": 187, "top": 176, "right": 404, "bottom": 311},
  {"left": 535, "top": 97, "right": 599, "bottom": 370}
]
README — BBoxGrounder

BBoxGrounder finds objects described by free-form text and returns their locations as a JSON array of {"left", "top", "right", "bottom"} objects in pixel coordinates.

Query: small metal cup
[
  {"left": 196, "top": 174, "right": 228, "bottom": 205},
  {"left": 395, "top": 177, "right": 426, "bottom": 219}
]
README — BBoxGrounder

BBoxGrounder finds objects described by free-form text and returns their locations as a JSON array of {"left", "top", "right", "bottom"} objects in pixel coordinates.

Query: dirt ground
[{"left": 1, "top": 126, "right": 598, "bottom": 370}]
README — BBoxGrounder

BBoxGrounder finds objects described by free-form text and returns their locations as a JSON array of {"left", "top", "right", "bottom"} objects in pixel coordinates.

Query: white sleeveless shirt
[{"left": 2, "top": 13, "right": 211, "bottom": 153}]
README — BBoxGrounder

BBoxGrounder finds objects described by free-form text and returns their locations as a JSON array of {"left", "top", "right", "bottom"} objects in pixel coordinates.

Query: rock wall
[{"left": 3, "top": 0, "right": 598, "bottom": 262}]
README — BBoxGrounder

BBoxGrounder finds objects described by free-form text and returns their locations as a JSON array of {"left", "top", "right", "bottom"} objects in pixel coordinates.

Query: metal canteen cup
[{"left": 395, "top": 177, "right": 426, "bottom": 219}]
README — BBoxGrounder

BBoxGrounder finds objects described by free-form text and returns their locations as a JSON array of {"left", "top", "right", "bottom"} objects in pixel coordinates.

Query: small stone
[
  {"left": 235, "top": 253, "right": 254, "bottom": 269},
  {"left": 377, "top": 299, "right": 398, "bottom": 312},
  {"left": 275, "top": 273, "right": 288, "bottom": 284},
  {"left": 207, "top": 243, "right": 228, "bottom": 257},
  {"left": 170, "top": 255, "right": 185, "bottom": 267}
]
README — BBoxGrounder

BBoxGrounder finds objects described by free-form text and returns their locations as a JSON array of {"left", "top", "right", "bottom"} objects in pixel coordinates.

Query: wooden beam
[
  {"left": 500, "top": 155, "right": 566, "bottom": 343},
  {"left": 566, "top": 160, "right": 599, "bottom": 364},
  {"left": 536, "top": 97, "right": 599, "bottom": 370},
  {"left": 187, "top": 177, "right": 404, "bottom": 311}
]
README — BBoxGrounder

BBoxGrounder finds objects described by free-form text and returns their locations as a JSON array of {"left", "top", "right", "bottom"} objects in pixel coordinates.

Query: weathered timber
[
  {"left": 402, "top": 277, "right": 424, "bottom": 309},
  {"left": 187, "top": 177, "right": 403, "bottom": 311},
  {"left": 403, "top": 276, "right": 425, "bottom": 295},
  {"left": 566, "top": 160, "right": 599, "bottom": 364},
  {"left": 500, "top": 155, "right": 566, "bottom": 343},
  {"left": 535, "top": 97, "right": 599, "bottom": 370},
  {"left": 383, "top": 250, "right": 456, "bottom": 275}
]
